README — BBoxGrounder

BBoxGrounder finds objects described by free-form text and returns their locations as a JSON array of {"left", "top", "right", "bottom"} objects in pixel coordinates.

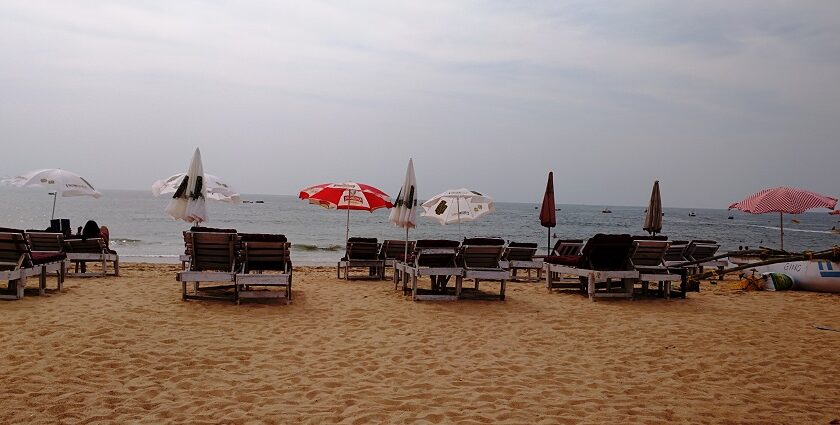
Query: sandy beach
[{"left": 2, "top": 263, "right": 839, "bottom": 424}]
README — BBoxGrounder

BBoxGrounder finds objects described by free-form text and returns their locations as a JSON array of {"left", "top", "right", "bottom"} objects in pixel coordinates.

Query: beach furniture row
[{"left": 0, "top": 228, "right": 120, "bottom": 300}]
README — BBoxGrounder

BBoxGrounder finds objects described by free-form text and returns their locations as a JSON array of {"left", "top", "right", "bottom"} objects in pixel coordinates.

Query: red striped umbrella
[
  {"left": 729, "top": 187, "right": 837, "bottom": 250},
  {"left": 299, "top": 182, "right": 393, "bottom": 245}
]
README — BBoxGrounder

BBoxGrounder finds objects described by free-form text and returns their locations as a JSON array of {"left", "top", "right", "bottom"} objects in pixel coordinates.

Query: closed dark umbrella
[
  {"left": 539, "top": 172, "right": 556, "bottom": 254},
  {"left": 643, "top": 180, "right": 662, "bottom": 235}
]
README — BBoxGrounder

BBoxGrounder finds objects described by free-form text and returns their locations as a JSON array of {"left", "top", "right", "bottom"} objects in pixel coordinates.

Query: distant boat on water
[
  {"left": 688, "top": 211, "right": 696, "bottom": 217},
  {"left": 728, "top": 216, "right": 734, "bottom": 220},
  {"left": 601, "top": 208, "right": 612, "bottom": 214}
]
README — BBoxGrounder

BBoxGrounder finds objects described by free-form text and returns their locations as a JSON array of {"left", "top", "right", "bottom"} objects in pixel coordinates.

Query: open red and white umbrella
[
  {"left": 299, "top": 182, "right": 393, "bottom": 245},
  {"left": 729, "top": 187, "right": 837, "bottom": 250}
]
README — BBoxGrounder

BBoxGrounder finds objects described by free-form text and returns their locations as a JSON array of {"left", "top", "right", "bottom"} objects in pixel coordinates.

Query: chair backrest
[
  {"left": 663, "top": 241, "right": 688, "bottom": 262},
  {"left": 346, "top": 239, "right": 380, "bottom": 260},
  {"left": 630, "top": 240, "right": 671, "bottom": 268},
  {"left": 182, "top": 231, "right": 192, "bottom": 256},
  {"left": 413, "top": 239, "right": 460, "bottom": 267},
  {"left": 552, "top": 239, "right": 584, "bottom": 256},
  {"left": 379, "top": 240, "right": 416, "bottom": 260},
  {"left": 503, "top": 242, "right": 538, "bottom": 261},
  {"left": 460, "top": 245, "right": 504, "bottom": 269},
  {"left": 239, "top": 233, "right": 290, "bottom": 272},
  {"left": 27, "top": 232, "right": 64, "bottom": 252},
  {"left": 685, "top": 240, "right": 720, "bottom": 262},
  {"left": 64, "top": 238, "right": 106, "bottom": 254},
  {"left": 580, "top": 234, "right": 634, "bottom": 271},
  {"left": 0, "top": 232, "right": 32, "bottom": 270},
  {"left": 188, "top": 232, "right": 239, "bottom": 272}
]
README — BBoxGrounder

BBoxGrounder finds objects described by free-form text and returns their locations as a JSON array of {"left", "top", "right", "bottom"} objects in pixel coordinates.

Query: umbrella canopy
[
  {"left": 643, "top": 180, "right": 662, "bottom": 235},
  {"left": 165, "top": 148, "right": 207, "bottom": 223},
  {"left": 538, "top": 172, "right": 556, "bottom": 255},
  {"left": 388, "top": 159, "right": 418, "bottom": 229},
  {"left": 421, "top": 188, "right": 495, "bottom": 234},
  {"left": 299, "top": 181, "right": 393, "bottom": 245},
  {"left": 2, "top": 168, "right": 102, "bottom": 219},
  {"left": 729, "top": 186, "right": 837, "bottom": 250},
  {"left": 539, "top": 172, "right": 556, "bottom": 228},
  {"left": 152, "top": 173, "right": 240, "bottom": 202},
  {"left": 2, "top": 168, "right": 102, "bottom": 198}
]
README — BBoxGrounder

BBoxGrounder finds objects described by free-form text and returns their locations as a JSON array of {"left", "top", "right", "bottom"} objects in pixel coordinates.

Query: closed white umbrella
[
  {"left": 165, "top": 148, "right": 207, "bottom": 223},
  {"left": 1, "top": 168, "right": 102, "bottom": 219},
  {"left": 421, "top": 188, "right": 495, "bottom": 236},
  {"left": 152, "top": 173, "right": 240, "bottom": 202},
  {"left": 389, "top": 158, "right": 418, "bottom": 260}
]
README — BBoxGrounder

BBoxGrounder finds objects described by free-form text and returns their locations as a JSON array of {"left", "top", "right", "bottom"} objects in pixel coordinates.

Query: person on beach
[{"left": 77, "top": 220, "right": 114, "bottom": 272}]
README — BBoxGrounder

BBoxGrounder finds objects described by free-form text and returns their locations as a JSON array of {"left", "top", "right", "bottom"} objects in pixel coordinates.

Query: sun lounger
[
  {"left": 401, "top": 239, "right": 463, "bottom": 301},
  {"left": 26, "top": 231, "right": 67, "bottom": 290},
  {"left": 379, "top": 239, "right": 415, "bottom": 279},
  {"left": 629, "top": 238, "right": 682, "bottom": 299},
  {"left": 458, "top": 238, "right": 508, "bottom": 300},
  {"left": 544, "top": 234, "right": 638, "bottom": 301},
  {"left": 0, "top": 231, "right": 65, "bottom": 300},
  {"left": 502, "top": 242, "right": 541, "bottom": 282},
  {"left": 177, "top": 232, "right": 241, "bottom": 302},
  {"left": 540, "top": 239, "right": 584, "bottom": 288},
  {"left": 684, "top": 240, "right": 727, "bottom": 275},
  {"left": 236, "top": 233, "right": 292, "bottom": 304},
  {"left": 337, "top": 237, "right": 384, "bottom": 280},
  {"left": 64, "top": 238, "right": 119, "bottom": 277},
  {"left": 181, "top": 227, "right": 238, "bottom": 270}
]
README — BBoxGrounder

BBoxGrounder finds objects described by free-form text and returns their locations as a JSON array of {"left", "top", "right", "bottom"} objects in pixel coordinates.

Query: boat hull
[{"left": 745, "top": 260, "right": 840, "bottom": 293}]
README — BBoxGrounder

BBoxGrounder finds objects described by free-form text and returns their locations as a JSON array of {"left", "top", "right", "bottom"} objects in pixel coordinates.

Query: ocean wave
[
  {"left": 738, "top": 224, "right": 834, "bottom": 234},
  {"left": 113, "top": 238, "right": 143, "bottom": 244},
  {"left": 122, "top": 254, "right": 179, "bottom": 258},
  {"left": 293, "top": 243, "right": 343, "bottom": 252}
]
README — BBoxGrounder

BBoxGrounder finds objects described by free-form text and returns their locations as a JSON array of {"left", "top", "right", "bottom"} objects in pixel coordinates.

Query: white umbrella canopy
[
  {"left": 152, "top": 173, "right": 240, "bottom": 202},
  {"left": 388, "top": 159, "right": 418, "bottom": 229},
  {"left": 2, "top": 168, "right": 102, "bottom": 198},
  {"left": 165, "top": 148, "right": 208, "bottom": 223},
  {"left": 421, "top": 188, "right": 495, "bottom": 231},
  {"left": 1, "top": 168, "right": 102, "bottom": 219}
]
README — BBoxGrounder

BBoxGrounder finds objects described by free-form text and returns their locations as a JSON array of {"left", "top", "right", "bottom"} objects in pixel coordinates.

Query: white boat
[
  {"left": 601, "top": 208, "right": 612, "bottom": 214},
  {"left": 688, "top": 211, "right": 696, "bottom": 217},
  {"left": 742, "top": 260, "right": 840, "bottom": 293}
]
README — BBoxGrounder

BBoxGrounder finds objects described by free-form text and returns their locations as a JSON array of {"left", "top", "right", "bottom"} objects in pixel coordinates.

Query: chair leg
[{"left": 500, "top": 279, "right": 506, "bottom": 300}]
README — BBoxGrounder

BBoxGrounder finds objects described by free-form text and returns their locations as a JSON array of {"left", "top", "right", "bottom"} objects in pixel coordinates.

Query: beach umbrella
[
  {"left": 388, "top": 159, "right": 418, "bottom": 260},
  {"left": 1, "top": 168, "right": 102, "bottom": 219},
  {"left": 538, "top": 172, "right": 556, "bottom": 255},
  {"left": 152, "top": 173, "right": 241, "bottom": 202},
  {"left": 299, "top": 182, "right": 393, "bottom": 245},
  {"left": 165, "top": 148, "right": 207, "bottom": 223},
  {"left": 421, "top": 188, "right": 495, "bottom": 236},
  {"left": 643, "top": 180, "right": 663, "bottom": 235},
  {"left": 728, "top": 187, "right": 837, "bottom": 250}
]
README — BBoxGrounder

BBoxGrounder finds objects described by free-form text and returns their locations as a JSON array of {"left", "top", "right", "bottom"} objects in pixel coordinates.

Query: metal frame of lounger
[
  {"left": 544, "top": 237, "right": 638, "bottom": 301},
  {"left": 501, "top": 244, "right": 542, "bottom": 282}
]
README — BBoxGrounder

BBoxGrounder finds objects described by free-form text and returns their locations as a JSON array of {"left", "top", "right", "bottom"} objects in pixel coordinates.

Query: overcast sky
[{"left": 1, "top": 1, "right": 838, "bottom": 208}]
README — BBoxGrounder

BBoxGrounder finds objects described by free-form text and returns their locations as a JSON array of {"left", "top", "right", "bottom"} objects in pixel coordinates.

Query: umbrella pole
[
  {"left": 780, "top": 212, "right": 784, "bottom": 251},
  {"left": 457, "top": 197, "right": 461, "bottom": 238},
  {"left": 346, "top": 207, "right": 350, "bottom": 247},
  {"left": 50, "top": 192, "right": 57, "bottom": 220},
  {"left": 547, "top": 227, "right": 551, "bottom": 255},
  {"left": 404, "top": 227, "right": 409, "bottom": 263}
]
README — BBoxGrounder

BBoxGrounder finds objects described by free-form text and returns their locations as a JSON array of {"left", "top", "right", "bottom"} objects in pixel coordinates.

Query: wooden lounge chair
[
  {"left": 181, "top": 227, "right": 238, "bottom": 270},
  {"left": 64, "top": 238, "right": 119, "bottom": 277},
  {"left": 26, "top": 231, "right": 67, "bottom": 289},
  {"left": 177, "top": 232, "right": 241, "bottom": 302},
  {"left": 541, "top": 239, "right": 584, "bottom": 288},
  {"left": 684, "top": 240, "right": 727, "bottom": 276},
  {"left": 629, "top": 238, "right": 682, "bottom": 299},
  {"left": 337, "top": 237, "right": 384, "bottom": 280},
  {"left": 544, "top": 234, "right": 638, "bottom": 301},
  {"left": 501, "top": 242, "right": 541, "bottom": 282},
  {"left": 379, "top": 239, "right": 415, "bottom": 280},
  {"left": 0, "top": 231, "right": 65, "bottom": 300},
  {"left": 401, "top": 239, "right": 463, "bottom": 301},
  {"left": 458, "top": 238, "right": 509, "bottom": 300},
  {"left": 235, "top": 233, "right": 292, "bottom": 305}
]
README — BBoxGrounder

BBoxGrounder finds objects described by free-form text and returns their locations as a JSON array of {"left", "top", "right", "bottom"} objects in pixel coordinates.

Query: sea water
[{"left": 1, "top": 188, "right": 838, "bottom": 264}]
